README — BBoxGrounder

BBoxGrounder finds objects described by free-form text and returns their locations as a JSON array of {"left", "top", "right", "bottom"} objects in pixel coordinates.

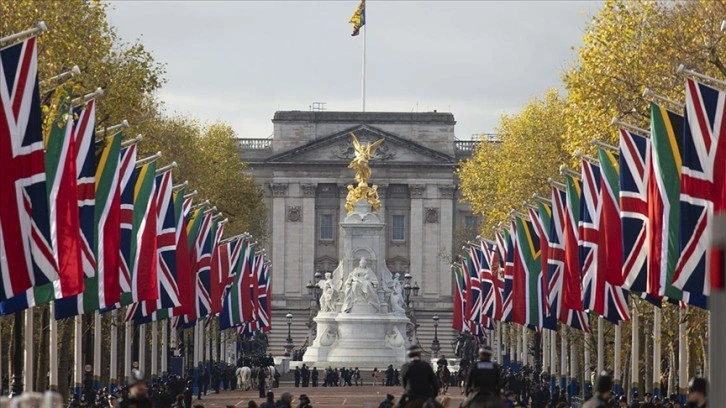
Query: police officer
[
  {"left": 400, "top": 345, "right": 439, "bottom": 408},
  {"left": 463, "top": 346, "right": 502, "bottom": 407},
  {"left": 583, "top": 371, "right": 613, "bottom": 408},
  {"left": 114, "top": 370, "right": 152, "bottom": 408},
  {"left": 686, "top": 377, "right": 707, "bottom": 408}
]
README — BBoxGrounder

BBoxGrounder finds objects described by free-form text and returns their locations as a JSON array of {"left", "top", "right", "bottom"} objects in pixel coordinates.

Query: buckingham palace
[{"left": 238, "top": 110, "right": 481, "bottom": 354}]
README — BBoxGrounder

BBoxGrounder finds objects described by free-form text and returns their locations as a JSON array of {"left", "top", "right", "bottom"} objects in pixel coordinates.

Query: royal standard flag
[{"left": 349, "top": 0, "right": 365, "bottom": 36}]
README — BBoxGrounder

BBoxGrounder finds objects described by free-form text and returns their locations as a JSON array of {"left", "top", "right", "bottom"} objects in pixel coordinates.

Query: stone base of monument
[
  {"left": 303, "top": 311, "right": 409, "bottom": 368},
  {"left": 301, "top": 199, "right": 412, "bottom": 369}
]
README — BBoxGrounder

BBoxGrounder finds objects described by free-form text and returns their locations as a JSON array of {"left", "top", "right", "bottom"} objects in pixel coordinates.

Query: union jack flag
[
  {"left": 498, "top": 222, "right": 516, "bottom": 322},
  {"left": 580, "top": 160, "right": 629, "bottom": 323},
  {"left": 0, "top": 36, "right": 57, "bottom": 301},
  {"left": 255, "top": 255, "right": 271, "bottom": 332},
  {"left": 194, "top": 213, "right": 214, "bottom": 319},
  {"left": 549, "top": 186, "right": 589, "bottom": 331},
  {"left": 209, "top": 219, "right": 226, "bottom": 315},
  {"left": 466, "top": 245, "right": 483, "bottom": 324},
  {"left": 674, "top": 79, "right": 726, "bottom": 299},
  {"left": 74, "top": 101, "right": 97, "bottom": 282},
  {"left": 528, "top": 206, "right": 557, "bottom": 330},
  {"left": 619, "top": 128, "right": 654, "bottom": 301},
  {"left": 480, "top": 241, "right": 503, "bottom": 322},
  {"left": 117, "top": 144, "right": 138, "bottom": 303}
]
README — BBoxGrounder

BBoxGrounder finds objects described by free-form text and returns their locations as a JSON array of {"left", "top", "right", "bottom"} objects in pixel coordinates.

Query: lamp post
[
  {"left": 431, "top": 314, "right": 441, "bottom": 358},
  {"left": 284, "top": 313, "right": 294, "bottom": 357},
  {"left": 403, "top": 273, "right": 420, "bottom": 308}
]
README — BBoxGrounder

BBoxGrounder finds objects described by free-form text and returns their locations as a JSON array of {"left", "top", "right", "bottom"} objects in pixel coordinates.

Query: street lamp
[
  {"left": 284, "top": 313, "right": 294, "bottom": 357},
  {"left": 402, "top": 273, "right": 420, "bottom": 307},
  {"left": 431, "top": 314, "right": 441, "bottom": 358}
]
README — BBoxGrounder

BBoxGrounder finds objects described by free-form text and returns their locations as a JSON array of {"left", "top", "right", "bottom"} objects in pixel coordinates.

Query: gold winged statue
[{"left": 345, "top": 133, "right": 384, "bottom": 213}]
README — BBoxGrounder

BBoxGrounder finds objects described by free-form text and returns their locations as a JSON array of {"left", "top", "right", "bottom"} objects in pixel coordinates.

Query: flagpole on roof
[{"left": 362, "top": 13, "right": 366, "bottom": 112}]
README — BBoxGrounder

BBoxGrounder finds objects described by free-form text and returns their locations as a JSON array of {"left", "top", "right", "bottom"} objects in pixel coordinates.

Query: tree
[
  {"left": 562, "top": 0, "right": 726, "bottom": 156},
  {"left": 458, "top": 89, "right": 569, "bottom": 233}
]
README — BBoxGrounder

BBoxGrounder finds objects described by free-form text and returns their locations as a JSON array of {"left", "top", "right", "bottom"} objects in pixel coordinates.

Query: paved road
[{"left": 192, "top": 385, "right": 466, "bottom": 407}]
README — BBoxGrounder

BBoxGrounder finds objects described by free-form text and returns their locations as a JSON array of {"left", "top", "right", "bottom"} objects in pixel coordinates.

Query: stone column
[
  {"left": 301, "top": 183, "right": 317, "bottom": 291},
  {"left": 409, "top": 184, "right": 426, "bottom": 296},
  {"left": 438, "top": 185, "right": 455, "bottom": 299},
  {"left": 270, "top": 183, "right": 288, "bottom": 297},
  {"left": 338, "top": 185, "right": 349, "bottom": 261}
]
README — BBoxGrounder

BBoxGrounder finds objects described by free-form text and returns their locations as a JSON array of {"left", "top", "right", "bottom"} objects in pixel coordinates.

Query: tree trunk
[
  {"left": 57, "top": 318, "right": 74, "bottom": 399},
  {"left": 35, "top": 306, "right": 49, "bottom": 390}
]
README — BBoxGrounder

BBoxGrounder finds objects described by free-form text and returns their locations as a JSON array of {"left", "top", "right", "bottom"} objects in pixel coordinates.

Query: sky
[{"left": 106, "top": 1, "right": 601, "bottom": 140}]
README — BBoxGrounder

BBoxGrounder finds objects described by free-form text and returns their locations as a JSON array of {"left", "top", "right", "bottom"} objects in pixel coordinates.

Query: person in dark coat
[
  {"left": 258, "top": 366, "right": 268, "bottom": 398},
  {"left": 311, "top": 367, "right": 319, "bottom": 387},
  {"left": 582, "top": 371, "right": 613, "bottom": 408},
  {"left": 301, "top": 365, "right": 310, "bottom": 387},
  {"left": 294, "top": 367, "right": 301, "bottom": 387},
  {"left": 399, "top": 345, "right": 439, "bottom": 408},
  {"left": 462, "top": 346, "right": 502, "bottom": 408},
  {"left": 686, "top": 377, "right": 707, "bottom": 408},
  {"left": 260, "top": 391, "right": 275, "bottom": 408}
]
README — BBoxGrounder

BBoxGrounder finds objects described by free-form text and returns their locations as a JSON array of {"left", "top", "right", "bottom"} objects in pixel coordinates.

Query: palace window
[
  {"left": 464, "top": 215, "right": 478, "bottom": 229},
  {"left": 320, "top": 214, "right": 333, "bottom": 240},
  {"left": 392, "top": 214, "right": 406, "bottom": 242}
]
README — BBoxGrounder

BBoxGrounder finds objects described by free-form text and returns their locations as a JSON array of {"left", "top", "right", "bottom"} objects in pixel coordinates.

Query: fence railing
[{"left": 238, "top": 138, "right": 272, "bottom": 150}]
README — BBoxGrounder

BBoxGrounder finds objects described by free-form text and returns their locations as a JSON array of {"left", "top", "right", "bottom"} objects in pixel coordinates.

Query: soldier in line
[
  {"left": 311, "top": 367, "right": 319, "bottom": 387},
  {"left": 301, "top": 364, "right": 310, "bottom": 387},
  {"left": 294, "top": 367, "right": 301, "bottom": 388}
]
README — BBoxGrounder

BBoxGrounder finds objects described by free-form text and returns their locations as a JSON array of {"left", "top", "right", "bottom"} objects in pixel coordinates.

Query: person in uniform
[
  {"left": 686, "top": 377, "right": 707, "bottom": 408},
  {"left": 258, "top": 366, "right": 268, "bottom": 399},
  {"left": 582, "top": 371, "right": 613, "bottom": 408},
  {"left": 399, "top": 345, "right": 439, "bottom": 408},
  {"left": 114, "top": 370, "right": 152, "bottom": 408},
  {"left": 436, "top": 355, "right": 449, "bottom": 370},
  {"left": 463, "top": 346, "right": 502, "bottom": 408}
]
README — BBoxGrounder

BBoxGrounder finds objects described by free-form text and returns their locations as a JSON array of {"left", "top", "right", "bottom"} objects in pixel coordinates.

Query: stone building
[{"left": 238, "top": 111, "right": 480, "bottom": 355}]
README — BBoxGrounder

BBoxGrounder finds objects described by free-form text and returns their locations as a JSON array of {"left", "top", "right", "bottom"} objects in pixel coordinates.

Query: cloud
[{"left": 106, "top": 1, "right": 600, "bottom": 141}]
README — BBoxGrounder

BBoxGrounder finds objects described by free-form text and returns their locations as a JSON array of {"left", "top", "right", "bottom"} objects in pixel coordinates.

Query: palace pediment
[{"left": 263, "top": 125, "right": 455, "bottom": 165}]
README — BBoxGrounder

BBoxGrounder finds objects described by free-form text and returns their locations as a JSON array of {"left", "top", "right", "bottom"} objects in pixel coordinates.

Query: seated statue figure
[{"left": 342, "top": 257, "right": 379, "bottom": 313}]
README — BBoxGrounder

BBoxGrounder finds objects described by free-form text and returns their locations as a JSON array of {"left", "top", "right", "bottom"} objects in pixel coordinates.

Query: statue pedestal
[{"left": 302, "top": 200, "right": 410, "bottom": 368}]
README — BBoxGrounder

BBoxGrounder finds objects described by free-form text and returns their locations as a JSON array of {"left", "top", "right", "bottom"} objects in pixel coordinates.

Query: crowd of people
[{"left": 32, "top": 347, "right": 708, "bottom": 408}]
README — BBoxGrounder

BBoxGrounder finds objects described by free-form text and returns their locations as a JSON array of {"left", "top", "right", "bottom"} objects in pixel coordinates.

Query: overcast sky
[{"left": 106, "top": 1, "right": 601, "bottom": 140}]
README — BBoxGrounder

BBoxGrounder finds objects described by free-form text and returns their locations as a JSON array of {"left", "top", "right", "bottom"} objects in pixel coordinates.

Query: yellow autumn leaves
[
  {"left": 1, "top": 0, "right": 266, "bottom": 239},
  {"left": 458, "top": 0, "right": 726, "bottom": 235}
]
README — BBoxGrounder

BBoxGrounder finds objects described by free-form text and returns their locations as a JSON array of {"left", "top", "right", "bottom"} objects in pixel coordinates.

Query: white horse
[{"left": 236, "top": 366, "right": 252, "bottom": 390}]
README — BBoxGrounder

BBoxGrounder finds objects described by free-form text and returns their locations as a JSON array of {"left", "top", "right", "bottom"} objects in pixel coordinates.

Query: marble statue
[
  {"left": 388, "top": 273, "right": 406, "bottom": 314},
  {"left": 319, "top": 327, "right": 338, "bottom": 347},
  {"left": 317, "top": 272, "right": 338, "bottom": 313},
  {"left": 342, "top": 257, "right": 379, "bottom": 313},
  {"left": 384, "top": 327, "right": 405, "bottom": 349}
]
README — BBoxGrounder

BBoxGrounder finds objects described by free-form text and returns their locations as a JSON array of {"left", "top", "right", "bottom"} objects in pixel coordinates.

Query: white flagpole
[
  {"left": 199, "top": 321, "right": 205, "bottom": 366},
  {"left": 496, "top": 323, "right": 502, "bottom": 364},
  {"left": 24, "top": 309, "right": 34, "bottom": 391},
  {"left": 652, "top": 307, "right": 661, "bottom": 396},
  {"left": 151, "top": 321, "right": 158, "bottom": 378},
  {"left": 542, "top": 330, "right": 549, "bottom": 374},
  {"left": 509, "top": 324, "right": 515, "bottom": 364},
  {"left": 161, "top": 320, "right": 168, "bottom": 377},
  {"left": 678, "top": 308, "right": 687, "bottom": 399},
  {"left": 631, "top": 305, "right": 640, "bottom": 398},
  {"left": 515, "top": 325, "right": 521, "bottom": 365},
  {"left": 362, "top": 22, "right": 366, "bottom": 112},
  {"left": 110, "top": 310, "right": 118, "bottom": 390},
  {"left": 561, "top": 327, "right": 567, "bottom": 389},
  {"left": 93, "top": 312, "right": 101, "bottom": 389},
  {"left": 570, "top": 332, "right": 577, "bottom": 396},
  {"left": 124, "top": 320, "right": 132, "bottom": 383},
  {"left": 614, "top": 323, "right": 622, "bottom": 394},
  {"left": 597, "top": 317, "right": 604, "bottom": 375},
  {"left": 551, "top": 327, "right": 558, "bottom": 379},
  {"left": 584, "top": 330, "right": 591, "bottom": 392},
  {"left": 522, "top": 326, "right": 528, "bottom": 366},
  {"left": 139, "top": 324, "right": 147, "bottom": 374},
  {"left": 49, "top": 304, "right": 58, "bottom": 391},
  {"left": 74, "top": 315, "right": 83, "bottom": 395},
  {"left": 220, "top": 330, "right": 226, "bottom": 365}
]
